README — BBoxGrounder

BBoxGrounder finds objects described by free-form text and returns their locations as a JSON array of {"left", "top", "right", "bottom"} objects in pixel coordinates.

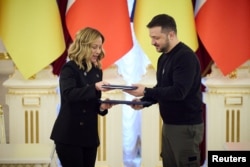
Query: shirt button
[{"left": 80, "top": 122, "right": 84, "bottom": 126}]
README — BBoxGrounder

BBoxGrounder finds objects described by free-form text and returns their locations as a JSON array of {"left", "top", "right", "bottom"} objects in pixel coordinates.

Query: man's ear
[{"left": 168, "top": 31, "right": 175, "bottom": 40}]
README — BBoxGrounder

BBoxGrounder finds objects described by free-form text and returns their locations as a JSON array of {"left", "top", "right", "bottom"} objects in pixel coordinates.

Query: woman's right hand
[{"left": 95, "top": 81, "right": 110, "bottom": 91}]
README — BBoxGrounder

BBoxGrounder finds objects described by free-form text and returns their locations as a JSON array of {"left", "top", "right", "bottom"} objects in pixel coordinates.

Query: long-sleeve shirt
[{"left": 142, "top": 42, "right": 203, "bottom": 125}]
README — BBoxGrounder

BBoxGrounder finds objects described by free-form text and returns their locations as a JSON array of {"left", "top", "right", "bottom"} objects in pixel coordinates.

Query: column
[
  {"left": 202, "top": 61, "right": 250, "bottom": 151},
  {"left": 3, "top": 66, "right": 59, "bottom": 144}
]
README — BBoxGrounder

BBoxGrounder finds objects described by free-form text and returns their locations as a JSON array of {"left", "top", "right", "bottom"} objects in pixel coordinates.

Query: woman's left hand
[{"left": 100, "top": 98, "right": 114, "bottom": 110}]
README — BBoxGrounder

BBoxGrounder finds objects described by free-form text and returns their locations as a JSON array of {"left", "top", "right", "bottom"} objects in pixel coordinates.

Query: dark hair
[{"left": 147, "top": 14, "right": 177, "bottom": 34}]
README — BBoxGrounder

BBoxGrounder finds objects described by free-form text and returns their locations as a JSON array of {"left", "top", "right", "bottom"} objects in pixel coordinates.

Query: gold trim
[
  {"left": 228, "top": 70, "right": 237, "bottom": 79},
  {"left": 237, "top": 110, "right": 240, "bottom": 142},
  {"left": 103, "top": 116, "right": 106, "bottom": 160},
  {"left": 0, "top": 53, "right": 11, "bottom": 60},
  {"left": 36, "top": 110, "right": 39, "bottom": 143},
  {"left": 30, "top": 111, "right": 34, "bottom": 143},
  {"left": 97, "top": 117, "right": 101, "bottom": 161},
  {"left": 226, "top": 109, "right": 241, "bottom": 143},
  {"left": 0, "top": 105, "right": 3, "bottom": 115},
  {"left": 9, "top": 90, "right": 57, "bottom": 95},
  {"left": 28, "top": 74, "right": 37, "bottom": 80},
  {"left": 97, "top": 116, "right": 107, "bottom": 161},
  {"left": 226, "top": 110, "right": 229, "bottom": 142},
  {"left": 231, "top": 110, "right": 235, "bottom": 142},
  {"left": 25, "top": 111, "right": 28, "bottom": 143}
]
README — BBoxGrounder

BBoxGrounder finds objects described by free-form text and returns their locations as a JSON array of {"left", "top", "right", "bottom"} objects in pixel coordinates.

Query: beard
[
  {"left": 155, "top": 38, "right": 170, "bottom": 53},
  {"left": 161, "top": 39, "right": 171, "bottom": 53}
]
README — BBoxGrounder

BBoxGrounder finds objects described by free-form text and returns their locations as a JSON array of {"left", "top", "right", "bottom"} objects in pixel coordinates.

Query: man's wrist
[{"left": 143, "top": 88, "right": 147, "bottom": 96}]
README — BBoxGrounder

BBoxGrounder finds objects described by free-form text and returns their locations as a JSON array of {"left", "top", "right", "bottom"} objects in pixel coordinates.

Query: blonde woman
[{"left": 51, "top": 27, "right": 112, "bottom": 167}]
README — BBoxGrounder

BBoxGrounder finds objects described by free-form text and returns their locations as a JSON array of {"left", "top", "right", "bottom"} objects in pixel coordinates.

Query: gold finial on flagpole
[{"left": 0, "top": 38, "right": 11, "bottom": 60}]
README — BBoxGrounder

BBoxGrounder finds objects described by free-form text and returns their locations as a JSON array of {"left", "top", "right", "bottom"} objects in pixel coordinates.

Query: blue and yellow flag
[{"left": 0, "top": 0, "right": 65, "bottom": 79}]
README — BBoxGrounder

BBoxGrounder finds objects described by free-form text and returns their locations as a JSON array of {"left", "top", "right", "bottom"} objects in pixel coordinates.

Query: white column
[
  {"left": 3, "top": 66, "right": 59, "bottom": 144},
  {"left": 0, "top": 57, "right": 15, "bottom": 143},
  {"left": 1, "top": 66, "right": 58, "bottom": 167},
  {"left": 202, "top": 60, "right": 250, "bottom": 151}
]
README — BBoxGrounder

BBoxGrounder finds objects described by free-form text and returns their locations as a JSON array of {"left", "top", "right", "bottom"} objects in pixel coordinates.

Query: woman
[{"left": 50, "top": 27, "right": 113, "bottom": 167}]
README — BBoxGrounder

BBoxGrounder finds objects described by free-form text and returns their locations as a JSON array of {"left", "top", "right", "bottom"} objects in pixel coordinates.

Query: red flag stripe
[
  {"left": 66, "top": 0, "right": 133, "bottom": 69},
  {"left": 196, "top": 0, "right": 250, "bottom": 75}
]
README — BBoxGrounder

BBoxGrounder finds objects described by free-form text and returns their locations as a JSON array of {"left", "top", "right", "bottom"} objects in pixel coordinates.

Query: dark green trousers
[{"left": 161, "top": 123, "right": 204, "bottom": 167}]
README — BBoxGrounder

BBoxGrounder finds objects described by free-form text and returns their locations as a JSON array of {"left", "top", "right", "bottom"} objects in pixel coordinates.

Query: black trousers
[{"left": 55, "top": 142, "right": 97, "bottom": 167}]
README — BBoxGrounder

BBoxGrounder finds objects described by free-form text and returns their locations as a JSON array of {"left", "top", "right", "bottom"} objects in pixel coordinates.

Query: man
[{"left": 124, "top": 14, "right": 204, "bottom": 167}]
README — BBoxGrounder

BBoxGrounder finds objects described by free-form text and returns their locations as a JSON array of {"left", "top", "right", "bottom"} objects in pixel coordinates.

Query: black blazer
[{"left": 50, "top": 60, "right": 108, "bottom": 147}]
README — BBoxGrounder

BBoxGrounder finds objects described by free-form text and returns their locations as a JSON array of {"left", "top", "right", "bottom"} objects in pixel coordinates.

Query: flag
[
  {"left": 0, "top": 0, "right": 65, "bottom": 79},
  {"left": 133, "top": 0, "right": 198, "bottom": 69},
  {"left": 195, "top": 0, "right": 250, "bottom": 75},
  {"left": 66, "top": 0, "right": 133, "bottom": 69}
]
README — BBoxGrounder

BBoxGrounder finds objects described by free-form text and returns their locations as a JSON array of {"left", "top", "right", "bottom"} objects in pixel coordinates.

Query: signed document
[
  {"left": 102, "top": 84, "right": 137, "bottom": 90},
  {"left": 100, "top": 100, "right": 150, "bottom": 105}
]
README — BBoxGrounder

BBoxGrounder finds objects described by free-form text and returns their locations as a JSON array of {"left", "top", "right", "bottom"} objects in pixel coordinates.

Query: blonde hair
[{"left": 68, "top": 27, "right": 105, "bottom": 71}]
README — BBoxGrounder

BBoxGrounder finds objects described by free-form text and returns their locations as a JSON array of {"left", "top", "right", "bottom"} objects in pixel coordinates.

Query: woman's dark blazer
[{"left": 50, "top": 60, "right": 108, "bottom": 147}]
